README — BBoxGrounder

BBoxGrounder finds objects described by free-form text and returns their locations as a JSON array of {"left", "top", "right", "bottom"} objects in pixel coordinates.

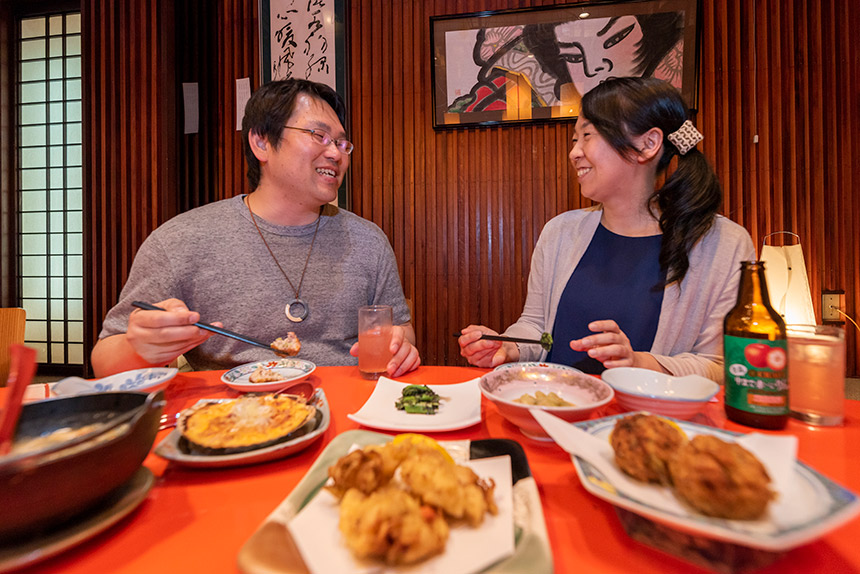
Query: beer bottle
[{"left": 723, "top": 261, "right": 788, "bottom": 429}]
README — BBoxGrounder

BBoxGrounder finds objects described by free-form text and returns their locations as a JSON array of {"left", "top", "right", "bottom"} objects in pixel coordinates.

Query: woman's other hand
[
  {"left": 569, "top": 319, "right": 667, "bottom": 372},
  {"left": 457, "top": 325, "right": 519, "bottom": 367}
]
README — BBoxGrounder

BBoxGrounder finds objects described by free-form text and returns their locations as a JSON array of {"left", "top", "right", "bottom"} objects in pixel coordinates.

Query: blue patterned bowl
[{"left": 53, "top": 367, "right": 178, "bottom": 397}]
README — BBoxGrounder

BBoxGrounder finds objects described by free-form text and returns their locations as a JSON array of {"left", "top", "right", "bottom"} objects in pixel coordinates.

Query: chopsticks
[
  {"left": 0, "top": 345, "right": 38, "bottom": 455},
  {"left": 131, "top": 301, "right": 285, "bottom": 356},
  {"left": 451, "top": 332, "right": 546, "bottom": 347}
]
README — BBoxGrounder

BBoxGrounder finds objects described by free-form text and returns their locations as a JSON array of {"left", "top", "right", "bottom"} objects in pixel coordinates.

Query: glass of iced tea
[
  {"left": 787, "top": 324, "right": 846, "bottom": 426},
  {"left": 358, "top": 305, "right": 393, "bottom": 380}
]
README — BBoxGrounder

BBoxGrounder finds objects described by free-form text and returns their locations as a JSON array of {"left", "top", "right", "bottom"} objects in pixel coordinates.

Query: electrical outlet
[{"left": 822, "top": 290, "right": 845, "bottom": 322}]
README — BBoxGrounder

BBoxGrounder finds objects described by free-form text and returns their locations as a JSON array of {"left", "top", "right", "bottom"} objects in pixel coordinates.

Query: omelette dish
[
  {"left": 179, "top": 395, "right": 315, "bottom": 453},
  {"left": 326, "top": 435, "right": 498, "bottom": 565},
  {"left": 610, "top": 413, "right": 687, "bottom": 485},
  {"left": 669, "top": 434, "right": 775, "bottom": 520}
]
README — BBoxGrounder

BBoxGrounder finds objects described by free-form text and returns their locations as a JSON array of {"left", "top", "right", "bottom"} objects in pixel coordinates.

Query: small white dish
[
  {"left": 481, "top": 362, "right": 613, "bottom": 440},
  {"left": 153, "top": 389, "right": 330, "bottom": 468},
  {"left": 569, "top": 413, "right": 860, "bottom": 551},
  {"left": 221, "top": 358, "right": 316, "bottom": 392},
  {"left": 53, "top": 367, "right": 178, "bottom": 396},
  {"left": 347, "top": 377, "right": 482, "bottom": 432},
  {"left": 601, "top": 367, "right": 719, "bottom": 420}
]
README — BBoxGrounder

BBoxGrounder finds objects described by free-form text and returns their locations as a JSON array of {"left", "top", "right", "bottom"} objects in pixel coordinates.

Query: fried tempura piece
[
  {"left": 271, "top": 332, "right": 301, "bottom": 356},
  {"left": 326, "top": 449, "right": 390, "bottom": 498},
  {"left": 669, "top": 435, "right": 775, "bottom": 520},
  {"left": 610, "top": 413, "right": 687, "bottom": 485},
  {"left": 338, "top": 486, "right": 449, "bottom": 565},
  {"left": 327, "top": 439, "right": 457, "bottom": 500},
  {"left": 398, "top": 450, "right": 498, "bottom": 526},
  {"left": 248, "top": 366, "right": 285, "bottom": 383}
]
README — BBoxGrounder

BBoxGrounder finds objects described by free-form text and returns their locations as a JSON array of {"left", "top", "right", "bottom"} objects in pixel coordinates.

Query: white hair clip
[{"left": 667, "top": 120, "right": 704, "bottom": 155}]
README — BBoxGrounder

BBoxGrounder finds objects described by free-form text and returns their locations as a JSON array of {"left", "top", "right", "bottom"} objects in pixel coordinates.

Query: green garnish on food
[
  {"left": 395, "top": 385, "right": 441, "bottom": 414},
  {"left": 540, "top": 332, "right": 553, "bottom": 352}
]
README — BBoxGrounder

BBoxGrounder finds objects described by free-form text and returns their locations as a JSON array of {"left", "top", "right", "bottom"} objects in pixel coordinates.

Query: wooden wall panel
[
  {"left": 82, "top": 0, "right": 176, "bottom": 375},
  {"left": 80, "top": 0, "right": 860, "bottom": 376}
]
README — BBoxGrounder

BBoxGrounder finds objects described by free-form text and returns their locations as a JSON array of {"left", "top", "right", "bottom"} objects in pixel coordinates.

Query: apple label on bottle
[{"left": 724, "top": 336, "right": 789, "bottom": 415}]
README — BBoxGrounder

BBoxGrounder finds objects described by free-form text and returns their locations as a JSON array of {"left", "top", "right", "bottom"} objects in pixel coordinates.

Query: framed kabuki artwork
[{"left": 431, "top": 0, "right": 699, "bottom": 129}]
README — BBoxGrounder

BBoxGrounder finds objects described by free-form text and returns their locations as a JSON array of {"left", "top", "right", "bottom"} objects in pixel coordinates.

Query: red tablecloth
[{"left": 15, "top": 366, "right": 860, "bottom": 573}]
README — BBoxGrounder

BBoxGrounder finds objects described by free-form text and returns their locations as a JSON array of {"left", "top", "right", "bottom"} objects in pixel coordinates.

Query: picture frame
[
  {"left": 258, "top": 0, "right": 351, "bottom": 208},
  {"left": 430, "top": 0, "right": 699, "bottom": 129}
]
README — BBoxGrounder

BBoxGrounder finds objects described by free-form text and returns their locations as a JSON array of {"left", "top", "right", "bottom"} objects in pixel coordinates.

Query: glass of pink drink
[
  {"left": 787, "top": 325, "right": 846, "bottom": 426},
  {"left": 358, "top": 305, "right": 393, "bottom": 380}
]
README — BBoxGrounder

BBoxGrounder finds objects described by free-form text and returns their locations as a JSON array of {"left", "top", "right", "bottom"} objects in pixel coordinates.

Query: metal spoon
[
  {"left": 158, "top": 412, "right": 180, "bottom": 431},
  {"left": 272, "top": 381, "right": 314, "bottom": 400},
  {"left": 132, "top": 301, "right": 294, "bottom": 357}
]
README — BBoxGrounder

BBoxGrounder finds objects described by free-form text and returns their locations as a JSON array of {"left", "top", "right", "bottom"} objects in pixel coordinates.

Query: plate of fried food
[
  {"left": 153, "top": 389, "right": 329, "bottom": 468},
  {"left": 561, "top": 412, "right": 860, "bottom": 552},
  {"left": 237, "top": 430, "right": 553, "bottom": 574},
  {"left": 221, "top": 358, "right": 316, "bottom": 393},
  {"left": 347, "top": 377, "right": 482, "bottom": 432}
]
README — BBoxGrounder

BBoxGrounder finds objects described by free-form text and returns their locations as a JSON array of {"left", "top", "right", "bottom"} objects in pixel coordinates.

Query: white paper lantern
[{"left": 760, "top": 232, "right": 816, "bottom": 325}]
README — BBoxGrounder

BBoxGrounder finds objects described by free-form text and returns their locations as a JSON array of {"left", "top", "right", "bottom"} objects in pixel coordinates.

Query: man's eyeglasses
[{"left": 281, "top": 126, "right": 354, "bottom": 155}]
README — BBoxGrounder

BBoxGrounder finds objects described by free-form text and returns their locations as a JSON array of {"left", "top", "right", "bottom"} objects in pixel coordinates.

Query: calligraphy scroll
[{"left": 260, "top": 0, "right": 346, "bottom": 97}]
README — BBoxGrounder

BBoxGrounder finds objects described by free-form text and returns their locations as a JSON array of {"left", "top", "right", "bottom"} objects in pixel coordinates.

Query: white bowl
[
  {"left": 480, "top": 362, "right": 614, "bottom": 440},
  {"left": 600, "top": 367, "right": 720, "bottom": 420}
]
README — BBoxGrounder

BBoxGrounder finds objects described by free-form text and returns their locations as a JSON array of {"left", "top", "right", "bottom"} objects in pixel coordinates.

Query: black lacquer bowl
[{"left": 0, "top": 391, "right": 163, "bottom": 542}]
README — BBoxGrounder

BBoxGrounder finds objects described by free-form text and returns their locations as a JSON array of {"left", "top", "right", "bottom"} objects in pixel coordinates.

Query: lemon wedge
[{"left": 391, "top": 433, "right": 454, "bottom": 464}]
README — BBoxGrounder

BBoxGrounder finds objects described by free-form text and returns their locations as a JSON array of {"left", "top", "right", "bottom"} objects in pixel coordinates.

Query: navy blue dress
[{"left": 545, "top": 223, "right": 665, "bottom": 374}]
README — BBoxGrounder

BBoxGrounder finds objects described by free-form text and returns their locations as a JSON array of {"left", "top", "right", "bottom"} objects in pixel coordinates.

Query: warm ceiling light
[{"left": 579, "top": 12, "right": 590, "bottom": 18}]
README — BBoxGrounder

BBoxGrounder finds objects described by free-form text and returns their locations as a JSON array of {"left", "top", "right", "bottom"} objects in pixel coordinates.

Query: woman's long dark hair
[{"left": 580, "top": 77, "right": 721, "bottom": 285}]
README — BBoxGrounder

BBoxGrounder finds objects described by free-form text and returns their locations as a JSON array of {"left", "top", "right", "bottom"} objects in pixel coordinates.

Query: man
[{"left": 92, "top": 80, "right": 420, "bottom": 377}]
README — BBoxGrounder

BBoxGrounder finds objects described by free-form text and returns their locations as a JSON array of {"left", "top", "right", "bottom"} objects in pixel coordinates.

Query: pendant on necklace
[{"left": 285, "top": 299, "right": 308, "bottom": 322}]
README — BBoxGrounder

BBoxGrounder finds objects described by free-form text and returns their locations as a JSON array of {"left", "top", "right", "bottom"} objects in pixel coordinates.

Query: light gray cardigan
[{"left": 504, "top": 208, "right": 756, "bottom": 382}]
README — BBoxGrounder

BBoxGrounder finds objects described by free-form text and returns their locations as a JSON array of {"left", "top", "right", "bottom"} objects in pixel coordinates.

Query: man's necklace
[{"left": 246, "top": 197, "right": 321, "bottom": 323}]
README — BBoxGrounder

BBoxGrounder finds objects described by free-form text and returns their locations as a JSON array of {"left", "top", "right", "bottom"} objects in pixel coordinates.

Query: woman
[{"left": 458, "top": 77, "right": 754, "bottom": 382}]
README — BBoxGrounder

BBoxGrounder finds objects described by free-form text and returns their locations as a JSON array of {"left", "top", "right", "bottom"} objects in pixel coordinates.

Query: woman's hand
[
  {"left": 456, "top": 325, "right": 519, "bottom": 367},
  {"left": 569, "top": 320, "right": 669, "bottom": 372},
  {"left": 569, "top": 320, "right": 636, "bottom": 369}
]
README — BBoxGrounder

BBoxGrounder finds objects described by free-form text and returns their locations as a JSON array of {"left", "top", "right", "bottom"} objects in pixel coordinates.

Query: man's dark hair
[{"left": 241, "top": 79, "right": 346, "bottom": 190}]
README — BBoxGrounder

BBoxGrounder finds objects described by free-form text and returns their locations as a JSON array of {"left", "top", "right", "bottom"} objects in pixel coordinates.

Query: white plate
[
  {"left": 347, "top": 377, "right": 482, "bottom": 432},
  {"left": 571, "top": 413, "right": 860, "bottom": 551},
  {"left": 153, "top": 389, "right": 330, "bottom": 468},
  {"left": 53, "top": 367, "right": 178, "bottom": 396},
  {"left": 289, "top": 454, "right": 514, "bottom": 574},
  {"left": 221, "top": 358, "right": 316, "bottom": 392}
]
